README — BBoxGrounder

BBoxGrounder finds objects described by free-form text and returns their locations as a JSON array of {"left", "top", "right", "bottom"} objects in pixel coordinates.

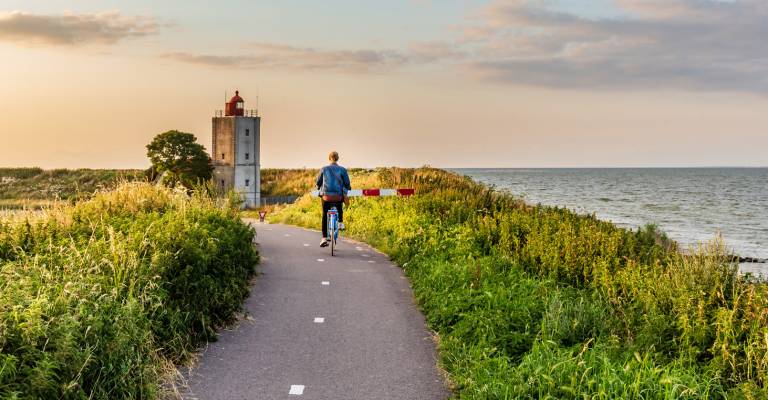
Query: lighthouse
[{"left": 212, "top": 90, "right": 260, "bottom": 208}]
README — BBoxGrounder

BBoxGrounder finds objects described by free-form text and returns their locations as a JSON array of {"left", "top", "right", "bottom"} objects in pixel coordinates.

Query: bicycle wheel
[
  {"left": 330, "top": 220, "right": 336, "bottom": 257},
  {"left": 328, "top": 212, "right": 336, "bottom": 256}
]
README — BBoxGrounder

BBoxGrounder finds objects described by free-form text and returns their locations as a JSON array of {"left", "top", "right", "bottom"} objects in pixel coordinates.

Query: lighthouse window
[
  {"left": 245, "top": 129, "right": 250, "bottom": 136},
  {"left": 220, "top": 179, "right": 224, "bottom": 187},
  {"left": 221, "top": 153, "right": 225, "bottom": 160},
  {"left": 245, "top": 179, "right": 250, "bottom": 187},
  {"left": 245, "top": 153, "right": 250, "bottom": 160}
]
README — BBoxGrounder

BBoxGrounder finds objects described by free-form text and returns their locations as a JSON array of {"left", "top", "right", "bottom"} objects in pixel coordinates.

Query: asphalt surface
[{"left": 182, "top": 222, "right": 450, "bottom": 400}]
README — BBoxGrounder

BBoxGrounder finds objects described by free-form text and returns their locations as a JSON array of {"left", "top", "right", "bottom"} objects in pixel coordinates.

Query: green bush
[
  {"left": 0, "top": 182, "right": 258, "bottom": 399},
  {"left": 271, "top": 167, "right": 768, "bottom": 399}
]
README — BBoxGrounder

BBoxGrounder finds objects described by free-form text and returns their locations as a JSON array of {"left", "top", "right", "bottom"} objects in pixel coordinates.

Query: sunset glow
[{"left": 1, "top": 1, "right": 767, "bottom": 168}]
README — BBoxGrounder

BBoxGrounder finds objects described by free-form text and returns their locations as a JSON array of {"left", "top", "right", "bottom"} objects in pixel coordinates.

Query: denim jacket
[{"left": 316, "top": 164, "right": 351, "bottom": 196}]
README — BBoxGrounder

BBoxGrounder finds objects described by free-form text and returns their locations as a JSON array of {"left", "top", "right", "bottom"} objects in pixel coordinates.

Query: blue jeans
[{"left": 322, "top": 201, "right": 344, "bottom": 238}]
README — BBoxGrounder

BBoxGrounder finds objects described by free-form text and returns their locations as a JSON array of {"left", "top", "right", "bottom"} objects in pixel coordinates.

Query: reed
[
  {"left": 0, "top": 182, "right": 258, "bottom": 399},
  {"left": 271, "top": 167, "right": 768, "bottom": 399}
]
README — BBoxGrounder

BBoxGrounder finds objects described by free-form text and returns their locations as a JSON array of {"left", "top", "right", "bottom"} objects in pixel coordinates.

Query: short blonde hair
[{"left": 328, "top": 151, "right": 339, "bottom": 162}]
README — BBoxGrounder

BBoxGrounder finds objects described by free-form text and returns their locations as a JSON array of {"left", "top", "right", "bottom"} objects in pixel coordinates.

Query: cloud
[
  {"left": 161, "top": 0, "right": 768, "bottom": 94},
  {"left": 163, "top": 44, "right": 404, "bottom": 72},
  {"left": 163, "top": 41, "right": 463, "bottom": 73},
  {"left": 0, "top": 11, "right": 159, "bottom": 46},
  {"left": 459, "top": 0, "right": 768, "bottom": 92},
  {"left": 408, "top": 41, "right": 466, "bottom": 63}
]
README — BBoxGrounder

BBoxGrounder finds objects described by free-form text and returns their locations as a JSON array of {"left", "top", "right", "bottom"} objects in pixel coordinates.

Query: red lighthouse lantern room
[{"left": 225, "top": 90, "right": 245, "bottom": 116}]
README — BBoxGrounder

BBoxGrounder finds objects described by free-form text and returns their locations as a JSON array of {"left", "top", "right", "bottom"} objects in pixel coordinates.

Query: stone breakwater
[{"left": 738, "top": 256, "right": 767, "bottom": 263}]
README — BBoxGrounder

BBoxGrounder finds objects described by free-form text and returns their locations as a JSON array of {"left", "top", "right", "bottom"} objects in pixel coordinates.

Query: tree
[{"left": 146, "top": 130, "right": 213, "bottom": 188}]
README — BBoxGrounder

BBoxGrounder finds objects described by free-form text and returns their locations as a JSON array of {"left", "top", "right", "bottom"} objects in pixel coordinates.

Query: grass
[
  {"left": 270, "top": 167, "right": 768, "bottom": 399},
  {"left": 0, "top": 168, "right": 145, "bottom": 209},
  {"left": 0, "top": 182, "right": 258, "bottom": 399},
  {"left": 259, "top": 168, "right": 375, "bottom": 197},
  {"left": 260, "top": 169, "right": 318, "bottom": 197},
  {"left": 2, "top": 167, "right": 340, "bottom": 211},
  {"left": 0, "top": 199, "right": 57, "bottom": 210}
]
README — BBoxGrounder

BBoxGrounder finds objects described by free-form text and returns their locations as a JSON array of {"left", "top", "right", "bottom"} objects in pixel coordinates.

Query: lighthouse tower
[{"left": 212, "top": 91, "right": 260, "bottom": 208}]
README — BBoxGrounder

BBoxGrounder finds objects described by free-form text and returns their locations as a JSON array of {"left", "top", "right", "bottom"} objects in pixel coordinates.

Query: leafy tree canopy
[{"left": 146, "top": 130, "right": 212, "bottom": 188}]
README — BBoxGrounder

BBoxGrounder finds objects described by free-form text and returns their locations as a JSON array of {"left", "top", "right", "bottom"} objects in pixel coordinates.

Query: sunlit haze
[{"left": 1, "top": 0, "right": 767, "bottom": 169}]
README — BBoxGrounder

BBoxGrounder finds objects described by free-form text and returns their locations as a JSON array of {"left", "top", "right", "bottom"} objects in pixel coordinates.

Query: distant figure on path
[{"left": 316, "top": 151, "right": 351, "bottom": 247}]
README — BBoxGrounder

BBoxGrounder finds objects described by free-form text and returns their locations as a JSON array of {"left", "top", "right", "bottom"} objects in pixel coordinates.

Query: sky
[{"left": 1, "top": 0, "right": 767, "bottom": 169}]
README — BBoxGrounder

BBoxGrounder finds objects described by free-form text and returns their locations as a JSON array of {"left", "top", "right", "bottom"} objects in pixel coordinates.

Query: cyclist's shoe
[
  {"left": 320, "top": 238, "right": 329, "bottom": 247},
  {"left": 339, "top": 222, "right": 346, "bottom": 231}
]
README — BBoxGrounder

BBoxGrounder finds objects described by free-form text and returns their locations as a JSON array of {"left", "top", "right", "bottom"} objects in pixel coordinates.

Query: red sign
[{"left": 258, "top": 211, "right": 267, "bottom": 222}]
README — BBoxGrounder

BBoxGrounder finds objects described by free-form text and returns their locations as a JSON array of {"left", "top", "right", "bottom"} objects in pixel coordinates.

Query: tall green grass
[
  {"left": 0, "top": 182, "right": 258, "bottom": 399},
  {"left": 271, "top": 167, "right": 768, "bottom": 399}
]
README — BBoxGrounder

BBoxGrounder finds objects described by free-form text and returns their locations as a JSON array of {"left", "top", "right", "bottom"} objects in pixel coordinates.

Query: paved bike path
[{"left": 183, "top": 222, "right": 449, "bottom": 400}]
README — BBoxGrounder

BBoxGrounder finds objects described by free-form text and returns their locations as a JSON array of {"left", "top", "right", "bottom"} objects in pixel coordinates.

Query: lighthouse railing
[{"left": 214, "top": 109, "right": 259, "bottom": 117}]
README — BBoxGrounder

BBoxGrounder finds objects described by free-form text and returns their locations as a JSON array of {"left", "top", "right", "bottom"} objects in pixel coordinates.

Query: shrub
[
  {"left": 0, "top": 182, "right": 258, "bottom": 398},
  {"left": 271, "top": 167, "right": 768, "bottom": 398}
]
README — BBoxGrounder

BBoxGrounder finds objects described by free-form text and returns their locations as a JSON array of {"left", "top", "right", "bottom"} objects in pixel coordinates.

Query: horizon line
[{"left": 1, "top": 165, "right": 767, "bottom": 171}]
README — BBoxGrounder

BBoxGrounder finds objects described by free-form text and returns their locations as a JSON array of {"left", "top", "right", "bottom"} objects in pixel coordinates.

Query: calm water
[{"left": 453, "top": 168, "right": 768, "bottom": 274}]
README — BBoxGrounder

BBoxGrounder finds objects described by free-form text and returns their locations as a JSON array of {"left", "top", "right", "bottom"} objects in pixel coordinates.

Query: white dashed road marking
[
  {"left": 321, "top": 281, "right": 330, "bottom": 285},
  {"left": 314, "top": 317, "right": 325, "bottom": 323},
  {"left": 362, "top": 254, "right": 370, "bottom": 258},
  {"left": 289, "top": 385, "right": 305, "bottom": 395},
  {"left": 284, "top": 234, "right": 291, "bottom": 237},
  {"left": 355, "top": 246, "right": 363, "bottom": 251},
  {"left": 368, "top": 260, "right": 376, "bottom": 263},
  {"left": 303, "top": 244, "right": 309, "bottom": 247},
  {"left": 317, "top": 259, "right": 325, "bottom": 262}
]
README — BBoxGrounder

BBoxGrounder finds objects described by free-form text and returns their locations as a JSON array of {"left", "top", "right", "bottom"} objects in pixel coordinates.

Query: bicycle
[{"left": 327, "top": 206, "right": 340, "bottom": 256}]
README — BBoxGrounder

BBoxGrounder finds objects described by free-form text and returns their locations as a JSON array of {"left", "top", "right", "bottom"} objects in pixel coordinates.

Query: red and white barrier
[{"left": 311, "top": 188, "right": 415, "bottom": 197}]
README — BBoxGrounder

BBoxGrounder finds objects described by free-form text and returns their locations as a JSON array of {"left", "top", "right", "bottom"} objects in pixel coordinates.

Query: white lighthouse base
[{"left": 241, "top": 192, "right": 259, "bottom": 209}]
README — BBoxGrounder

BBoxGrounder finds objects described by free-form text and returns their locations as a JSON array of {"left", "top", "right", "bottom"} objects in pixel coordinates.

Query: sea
[{"left": 453, "top": 168, "right": 768, "bottom": 275}]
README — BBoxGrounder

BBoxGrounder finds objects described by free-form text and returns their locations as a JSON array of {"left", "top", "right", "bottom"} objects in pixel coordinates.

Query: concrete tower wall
[
  {"left": 234, "top": 117, "right": 260, "bottom": 208},
  {"left": 212, "top": 118, "right": 236, "bottom": 189},
  {"left": 212, "top": 115, "right": 260, "bottom": 208}
]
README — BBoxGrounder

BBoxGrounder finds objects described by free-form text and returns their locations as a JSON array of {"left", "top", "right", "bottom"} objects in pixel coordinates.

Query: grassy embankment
[
  {"left": 270, "top": 167, "right": 768, "bottom": 399},
  {"left": 243, "top": 168, "right": 371, "bottom": 216},
  {"left": 0, "top": 168, "right": 145, "bottom": 209},
  {"left": 0, "top": 167, "right": 324, "bottom": 211},
  {"left": 0, "top": 183, "right": 259, "bottom": 399},
  {"left": 260, "top": 168, "right": 319, "bottom": 196},
  {"left": 258, "top": 167, "right": 372, "bottom": 197}
]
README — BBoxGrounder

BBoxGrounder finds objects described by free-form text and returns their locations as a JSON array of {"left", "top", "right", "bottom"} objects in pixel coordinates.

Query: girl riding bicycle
[{"left": 316, "top": 151, "right": 351, "bottom": 247}]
